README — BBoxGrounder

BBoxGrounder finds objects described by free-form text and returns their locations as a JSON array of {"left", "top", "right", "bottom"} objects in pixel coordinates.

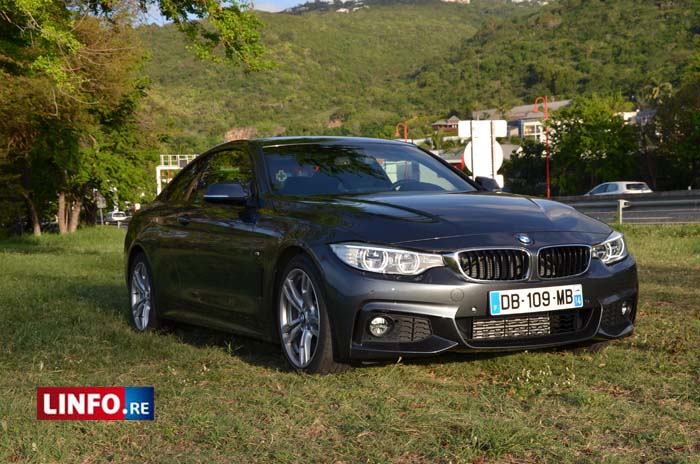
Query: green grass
[{"left": 1, "top": 226, "right": 699, "bottom": 463}]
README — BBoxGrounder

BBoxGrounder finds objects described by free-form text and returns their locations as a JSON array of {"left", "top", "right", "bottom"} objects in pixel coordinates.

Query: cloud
[
  {"left": 254, "top": 0, "right": 302, "bottom": 12},
  {"left": 254, "top": 1, "right": 286, "bottom": 12}
]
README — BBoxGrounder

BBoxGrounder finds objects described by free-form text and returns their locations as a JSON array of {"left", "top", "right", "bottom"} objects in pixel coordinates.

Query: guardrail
[{"left": 555, "top": 190, "right": 700, "bottom": 224}]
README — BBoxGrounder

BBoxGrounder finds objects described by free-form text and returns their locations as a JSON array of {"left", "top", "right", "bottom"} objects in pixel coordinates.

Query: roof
[
  {"left": 251, "top": 136, "right": 410, "bottom": 148},
  {"left": 198, "top": 136, "right": 412, "bottom": 156},
  {"left": 471, "top": 99, "right": 572, "bottom": 121},
  {"left": 432, "top": 114, "right": 461, "bottom": 125}
]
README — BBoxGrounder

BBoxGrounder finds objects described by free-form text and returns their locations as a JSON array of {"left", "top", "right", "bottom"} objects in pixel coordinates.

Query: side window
[
  {"left": 161, "top": 157, "right": 207, "bottom": 203},
  {"left": 607, "top": 183, "right": 619, "bottom": 192},
  {"left": 193, "top": 148, "right": 255, "bottom": 203}
]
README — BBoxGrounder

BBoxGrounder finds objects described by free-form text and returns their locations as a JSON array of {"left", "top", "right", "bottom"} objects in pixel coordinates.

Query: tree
[
  {"left": 548, "top": 94, "right": 637, "bottom": 196},
  {"left": 0, "top": 13, "right": 150, "bottom": 234},
  {"left": 1, "top": 1, "right": 267, "bottom": 79},
  {"left": 501, "top": 140, "right": 547, "bottom": 196},
  {"left": 652, "top": 66, "right": 700, "bottom": 190},
  {"left": 0, "top": 0, "right": 267, "bottom": 235}
]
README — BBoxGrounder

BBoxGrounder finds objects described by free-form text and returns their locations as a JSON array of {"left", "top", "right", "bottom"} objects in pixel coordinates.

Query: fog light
[
  {"left": 369, "top": 316, "right": 392, "bottom": 337},
  {"left": 621, "top": 301, "right": 631, "bottom": 316}
]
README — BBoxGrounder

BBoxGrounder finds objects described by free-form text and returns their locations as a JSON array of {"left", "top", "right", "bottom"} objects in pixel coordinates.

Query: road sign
[
  {"left": 95, "top": 192, "right": 107, "bottom": 209},
  {"left": 458, "top": 120, "right": 507, "bottom": 187}
]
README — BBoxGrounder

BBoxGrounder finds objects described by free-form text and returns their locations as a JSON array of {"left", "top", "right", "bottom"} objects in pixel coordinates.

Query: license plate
[{"left": 489, "top": 284, "right": 583, "bottom": 316}]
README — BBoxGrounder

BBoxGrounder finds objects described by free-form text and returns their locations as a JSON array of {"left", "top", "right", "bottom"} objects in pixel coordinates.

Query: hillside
[
  {"left": 139, "top": 0, "right": 700, "bottom": 152},
  {"left": 412, "top": 0, "right": 700, "bottom": 110},
  {"left": 139, "top": 0, "right": 532, "bottom": 152},
  {"left": 283, "top": 0, "right": 550, "bottom": 15}
]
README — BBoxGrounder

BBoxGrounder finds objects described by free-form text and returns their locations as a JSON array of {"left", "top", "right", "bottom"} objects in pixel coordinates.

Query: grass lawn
[{"left": 1, "top": 225, "right": 699, "bottom": 463}]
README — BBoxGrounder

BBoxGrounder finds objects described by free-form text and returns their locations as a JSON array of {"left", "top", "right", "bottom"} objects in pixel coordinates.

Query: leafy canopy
[
  {"left": 0, "top": 0, "right": 267, "bottom": 233},
  {"left": 549, "top": 94, "right": 637, "bottom": 195}
]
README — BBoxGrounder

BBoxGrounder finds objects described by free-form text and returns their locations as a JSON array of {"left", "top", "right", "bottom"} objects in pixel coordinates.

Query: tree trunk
[
  {"left": 68, "top": 197, "right": 82, "bottom": 233},
  {"left": 643, "top": 147, "right": 657, "bottom": 188},
  {"left": 57, "top": 192, "right": 68, "bottom": 234},
  {"left": 21, "top": 192, "right": 41, "bottom": 236}
]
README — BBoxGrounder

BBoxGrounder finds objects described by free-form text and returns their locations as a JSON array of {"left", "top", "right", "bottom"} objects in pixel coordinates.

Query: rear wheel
[
  {"left": 277, "top": 255, "right": 349, "bottom": 374},
  {"left": 129, "top": 253, "right": 161, "bottom": 331}
]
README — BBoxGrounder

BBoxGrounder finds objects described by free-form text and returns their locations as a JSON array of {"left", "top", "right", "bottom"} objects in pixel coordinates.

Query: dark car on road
[{"left": 125, "top": 137, "right": 638, "bottom": 373}]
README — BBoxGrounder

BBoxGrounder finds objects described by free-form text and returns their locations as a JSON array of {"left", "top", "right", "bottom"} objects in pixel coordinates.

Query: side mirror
[
  {"left": 203, "top": 182, "right": 249, "bottom": 205},
  {"left": 475, "top": 176, "right": 503, "bottom": 192}
]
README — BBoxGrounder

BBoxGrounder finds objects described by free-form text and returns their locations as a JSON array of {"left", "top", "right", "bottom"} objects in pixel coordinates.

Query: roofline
[
  {"left": 197, "top": 136, "right": 422, "bottom": 156},
  {"left": 250, "top": 136, "right": 415, "bottom": 148}
]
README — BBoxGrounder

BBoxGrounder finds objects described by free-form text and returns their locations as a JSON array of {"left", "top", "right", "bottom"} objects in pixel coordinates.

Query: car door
[
  {"left": 173, "top": 145, "right": 267, "bottom": 336},
  {"left": 143, "top": 156, "right": 210, "bottom": 314}
]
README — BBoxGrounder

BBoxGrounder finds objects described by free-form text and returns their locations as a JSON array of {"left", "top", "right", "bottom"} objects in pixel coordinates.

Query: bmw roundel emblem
[{"left": 515, "top": 233, "right": 532, "bottom": 245}]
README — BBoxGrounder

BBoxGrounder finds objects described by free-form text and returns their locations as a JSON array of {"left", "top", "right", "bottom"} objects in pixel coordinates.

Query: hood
[{"left": 274, "top": 192, "right": 612, "bottom": 251}]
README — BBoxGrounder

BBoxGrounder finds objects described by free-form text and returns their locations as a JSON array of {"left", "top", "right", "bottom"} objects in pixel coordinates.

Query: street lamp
[
  {"left": 395, "top": 122, "right": 408, "bottom": 142},
  {"left": 533, "top": 96, "right": 551, "bottom": 198}
]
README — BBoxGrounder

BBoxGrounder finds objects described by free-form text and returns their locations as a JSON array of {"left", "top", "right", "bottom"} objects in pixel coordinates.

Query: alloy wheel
[
  {"left": 279, "top": 268, "right": 320, "bottom": 368},
  {"left": 130, "top": 262, "right": 152, "bottom": 331}
]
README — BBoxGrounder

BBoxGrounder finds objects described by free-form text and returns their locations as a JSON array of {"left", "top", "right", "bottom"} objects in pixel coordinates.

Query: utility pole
[{"left": 533, "top": 96, "right": 551, "bottom": 198}]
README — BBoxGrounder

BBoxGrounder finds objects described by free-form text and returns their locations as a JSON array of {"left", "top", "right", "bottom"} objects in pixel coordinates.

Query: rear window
[{"left": 626, "top": 183, "right": 649, "bottom": 190}]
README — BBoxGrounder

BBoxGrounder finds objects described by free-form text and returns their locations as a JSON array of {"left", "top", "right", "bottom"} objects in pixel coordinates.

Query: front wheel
[
  {"left": 129, "top": 253, "right": 161, "bottom": 331},
  {"left": 277, "top": 255, "right": 348, "bottom": 374}
]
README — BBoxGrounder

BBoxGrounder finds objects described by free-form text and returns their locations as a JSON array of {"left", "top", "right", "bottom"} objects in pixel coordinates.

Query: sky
[
  {"left": 144, "top": 0, "right": 302, "bottom": 21},
  {"left": 254, "top": 0, "right": 300, "bottom": 12}
]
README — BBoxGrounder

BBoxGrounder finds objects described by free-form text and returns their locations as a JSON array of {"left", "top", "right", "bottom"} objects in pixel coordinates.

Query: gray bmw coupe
[{"left": 125, "top": 137, "right": 638, "bottom": 373}]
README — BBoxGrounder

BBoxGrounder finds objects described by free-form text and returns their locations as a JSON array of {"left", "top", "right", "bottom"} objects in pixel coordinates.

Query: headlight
[
  {"left": 592, "top": 231, "right": 627, "bottom": 265},
  {"left": 330, "top": 243, "right": 445, "bottom": 275}
]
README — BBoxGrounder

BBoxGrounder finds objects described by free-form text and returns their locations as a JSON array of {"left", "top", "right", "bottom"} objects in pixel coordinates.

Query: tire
[
  {"left": 276, "top": 255, "right": 349, "bottom": 374},
  {"left": 128, "top": 253, "right": 161, "bottom": 331}
]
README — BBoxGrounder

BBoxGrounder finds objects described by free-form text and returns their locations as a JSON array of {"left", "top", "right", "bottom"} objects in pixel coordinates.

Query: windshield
[
  {"left": 263, "top": 142, "right": 476, "bottom": 196},
  {"left": 626, "top": 183, "right": 649, "bottom": 190}
]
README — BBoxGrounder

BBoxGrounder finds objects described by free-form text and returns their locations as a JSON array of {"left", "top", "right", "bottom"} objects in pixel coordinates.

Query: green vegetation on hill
[
  {"left": 141, "top": 0, "right": 700, "bottom": 153},
  {"left": 416, "top": 0, "right": 700, "bottom": 110},
  {"left": 139, "top": 1, "right": 533, "bottom": 152}
]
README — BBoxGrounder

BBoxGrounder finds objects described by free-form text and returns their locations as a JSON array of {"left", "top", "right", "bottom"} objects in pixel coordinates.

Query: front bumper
[{"left": 314, "top": 246, "right": 638, "bottom": 362}]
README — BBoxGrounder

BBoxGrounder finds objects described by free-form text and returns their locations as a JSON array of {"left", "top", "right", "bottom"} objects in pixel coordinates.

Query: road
[
  {"left": 556, "top": 190, "right": 700, "bottom": 225},
  {"left": 578, "top": 207, "right": 700, "bottom": 224}
]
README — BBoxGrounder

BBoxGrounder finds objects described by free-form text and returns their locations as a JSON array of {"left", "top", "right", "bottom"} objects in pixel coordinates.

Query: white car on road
[
  {"left": 585, "top": 181, "right": 652, "bottom": 196},
  {"left": 104, "top": 211, "right": 128, "bottom": 225}
]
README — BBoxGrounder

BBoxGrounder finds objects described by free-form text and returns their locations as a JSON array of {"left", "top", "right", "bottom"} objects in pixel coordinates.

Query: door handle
[{"left": 178, "top": 215, "right": 191, "bottom": 226}]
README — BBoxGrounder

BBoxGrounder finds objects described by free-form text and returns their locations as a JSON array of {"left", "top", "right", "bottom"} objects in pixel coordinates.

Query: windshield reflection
[{"left": 263, "top": 143, "right": 476, "bottom": 197}]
